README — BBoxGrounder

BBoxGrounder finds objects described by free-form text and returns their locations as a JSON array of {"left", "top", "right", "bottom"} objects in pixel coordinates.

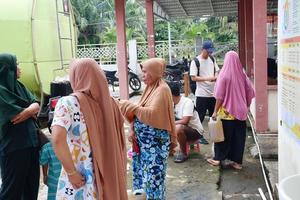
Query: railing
[
  {"left": 76, "top": 40, "right": 238, "bottom": 66},
  {"left": 77, "top": 43, "right": 117, "bottom": 65},
  {"left": 214, "top": 42, "right": 239, "bottom": 64},
  {"left": 136, "top": 40, "right": 196, "bottom": 63}
]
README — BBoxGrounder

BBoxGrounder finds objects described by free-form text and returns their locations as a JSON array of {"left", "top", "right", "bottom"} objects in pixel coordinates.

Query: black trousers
[
  {"left": 213, "top": 120, "right": 247, "bottom": 164},
  {"left": 0, "top": 147, "right": 40, "bottom": 200},
  {"left": 195, "top": 97, "right": 216, "bottom": 122}
]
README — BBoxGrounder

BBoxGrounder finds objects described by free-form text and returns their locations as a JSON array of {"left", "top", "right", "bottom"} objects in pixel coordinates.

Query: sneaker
[{"left": 199, "top": 137, "right": 209, "bottom": 145}]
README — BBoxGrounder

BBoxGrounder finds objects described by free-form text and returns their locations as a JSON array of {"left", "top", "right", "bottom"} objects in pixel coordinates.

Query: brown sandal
[{"left": 207, "top": 158, "right": 220, "bottom": 166}]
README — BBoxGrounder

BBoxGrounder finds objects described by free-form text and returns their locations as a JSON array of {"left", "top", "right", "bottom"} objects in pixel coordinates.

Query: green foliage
[
  {"left": 71, "top": 0, "right": 146, "bottom": 44},
  {"left": 70, "top": 0, "right": 238, "bottom": 44},
  {"left": 154, "top": 20, "right": 168, "bottom": 41}
]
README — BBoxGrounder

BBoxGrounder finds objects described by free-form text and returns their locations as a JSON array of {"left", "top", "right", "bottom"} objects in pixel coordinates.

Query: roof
[
  {"left": 139, "top": 0, "right": 238, "bottom": 20},
  {"left": 138, "top": 0, "right": 278, "bottom": 20}
]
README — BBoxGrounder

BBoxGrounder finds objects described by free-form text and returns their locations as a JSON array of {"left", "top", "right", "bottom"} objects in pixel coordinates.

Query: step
[{"left": 223, "top": 193, "right": 262, "bottom": 200}]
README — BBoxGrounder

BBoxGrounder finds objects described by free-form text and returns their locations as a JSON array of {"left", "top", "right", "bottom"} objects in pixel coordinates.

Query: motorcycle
[
  {"left": 46, "top": 68, "right": 141, "bottom": 131},
  {"left": 163, "top": 60, "right": 188, "bottom": 93},
  {"left": 164, "top": 60, "right": 186, "bottom": 82},
  {"left": 104, "top": 67, "right": 141, "bottom": 92}
]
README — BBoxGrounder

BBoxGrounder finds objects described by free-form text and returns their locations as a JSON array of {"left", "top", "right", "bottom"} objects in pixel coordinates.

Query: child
[{"left": 39, "top": 131, "right": 62, "bottom": 200}]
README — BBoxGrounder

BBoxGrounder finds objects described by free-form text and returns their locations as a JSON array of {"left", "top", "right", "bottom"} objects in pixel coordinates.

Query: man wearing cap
[{"left": 189, "top": 40, "right": 219, "bottom": 140}]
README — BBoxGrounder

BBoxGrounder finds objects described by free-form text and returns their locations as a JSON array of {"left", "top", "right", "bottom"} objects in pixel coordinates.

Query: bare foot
[
  {"left": 231, "top": 162, "right": 242, "bottom": 170},
  {"left": 207, "top": 158, "right": 220, "bottom": 166}
]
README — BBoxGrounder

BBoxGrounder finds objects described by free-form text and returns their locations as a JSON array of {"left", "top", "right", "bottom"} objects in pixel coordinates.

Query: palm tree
[{"left": 71, "top": 0, "right": 238, "bottom": 45}]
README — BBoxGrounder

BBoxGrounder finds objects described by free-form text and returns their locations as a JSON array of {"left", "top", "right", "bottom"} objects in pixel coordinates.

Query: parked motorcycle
[
  {"left": 163, "top": 60, "right": 188, "bottom": 93},
  {"left": 164, "top": 60, "right": 186, "bottom": 82},
  {"left": 45, "top": 68, "right": 141, "bottom": 131},
  {"left": 104, "top": 67, "right": 141, "bottom": 92}
]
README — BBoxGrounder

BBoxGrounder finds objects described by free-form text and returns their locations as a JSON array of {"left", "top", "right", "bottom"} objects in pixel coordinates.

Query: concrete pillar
[
  {"left": 115, "top": 0, "right": 129, "bottom": 99},
  {"left": 238, "top": 0, "right": 246, "bottom": 68},
  {"left": 253, "top": 0, "right": 268, "bottom": 132},
  {"left": 245, "top": 0, "right": 254, "bottom": 77},
  {"left": 146, "top": 0, "right": 155, "bottom": 58}
]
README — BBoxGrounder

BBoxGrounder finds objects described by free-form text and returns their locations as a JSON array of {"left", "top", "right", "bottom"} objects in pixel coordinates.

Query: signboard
[{"left": 278, "top": 0, "right": 300, "bottom": 140}]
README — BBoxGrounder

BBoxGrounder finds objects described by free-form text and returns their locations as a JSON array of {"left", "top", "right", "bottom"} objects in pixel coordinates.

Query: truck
[{"left": 0, "top": 0, "right": 77, "bottom": 115}]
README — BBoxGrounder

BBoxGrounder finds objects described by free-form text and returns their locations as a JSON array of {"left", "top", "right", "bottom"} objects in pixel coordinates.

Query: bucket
[{"left": 279, "top": 174, "right": 300, "bottom": 200}]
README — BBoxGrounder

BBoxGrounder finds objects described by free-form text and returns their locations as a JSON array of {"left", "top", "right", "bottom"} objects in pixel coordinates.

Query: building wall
[
  {"left": 249, "top": 89, "right": 278, "bottom": 133},
  {"left": 268, "top": 88, "right": 278, "bottom": 132}
]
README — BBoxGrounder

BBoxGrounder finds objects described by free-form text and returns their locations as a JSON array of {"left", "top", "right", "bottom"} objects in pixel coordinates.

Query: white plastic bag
[{"left": 208, "top": 117, "right": 224, "bottom": 143}]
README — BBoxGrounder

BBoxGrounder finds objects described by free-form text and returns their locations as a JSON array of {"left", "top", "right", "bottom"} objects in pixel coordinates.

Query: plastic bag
[{"left": 208, "top": 117, "right": 224, "bottom": 143}]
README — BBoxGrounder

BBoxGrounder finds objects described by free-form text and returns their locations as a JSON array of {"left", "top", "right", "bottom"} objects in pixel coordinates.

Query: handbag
[{"left": 208, "top": 117, "right": 224, "bottom": 143}]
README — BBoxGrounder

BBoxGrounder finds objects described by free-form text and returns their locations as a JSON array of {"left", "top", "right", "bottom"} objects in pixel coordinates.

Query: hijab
[
  {"left": 118, "top": 58, "right": 177, "bottom": 149},
  {"left": 214, "top": 51, "right": 255, "bottom": 120},
  {"left": 69, "top": 58, "right": 127, "bottom": 200},
  {"left": 0, "top": 53, "right": 35, "bottom": 140}
]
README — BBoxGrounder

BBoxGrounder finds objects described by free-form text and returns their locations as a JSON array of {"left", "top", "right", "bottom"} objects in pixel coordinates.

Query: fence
[{"left": 77, "top": 40, "right": 238, "bottom": 67}]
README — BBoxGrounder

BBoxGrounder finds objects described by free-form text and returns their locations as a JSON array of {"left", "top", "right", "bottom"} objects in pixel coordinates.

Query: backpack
[{"left": 189, "top": 55, "right": 216, "bottom": 94}]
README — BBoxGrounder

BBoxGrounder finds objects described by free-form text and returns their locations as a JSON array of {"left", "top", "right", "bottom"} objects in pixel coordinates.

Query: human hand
[
  {"left": 206, "top": 76, "right": 217, "bottom": 82},
  {"left": 68, "top": 171, "right": 85, "bottom": 189},
  {"left": 128, "top": 130, "right": 136, "bottom": 143},
  {"left": 11, "top": 108, "right": 32, "bottom": 124},
  {"left": 211, "top": 112, "right": 217, "bottom": 121},
  {"left": 126, "top": 112, "right": 135, "bottom": 122},
  {"left": 169, "top": 142, "right": 177, "bottom": 156},
  {"left": 211, "top": 76, "right": 217, "bottom": 82}
]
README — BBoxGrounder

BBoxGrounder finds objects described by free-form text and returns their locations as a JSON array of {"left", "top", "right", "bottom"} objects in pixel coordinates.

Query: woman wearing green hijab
[{"left": 0, "top": 53, "right": 40, "bottom": 200}]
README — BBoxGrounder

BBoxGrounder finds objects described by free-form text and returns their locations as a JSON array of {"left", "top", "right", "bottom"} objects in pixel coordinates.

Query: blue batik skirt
[{"left": 132, "top": 118, "right": 170, "bottom": 200}]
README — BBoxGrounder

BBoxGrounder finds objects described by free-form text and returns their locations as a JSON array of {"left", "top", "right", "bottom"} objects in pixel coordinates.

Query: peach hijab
[
  {"left": 69, "top": 58, "right": 127, "bottom": 200},
  {"left": 119, "top": 58, "right": 177, "bottom": 150}
]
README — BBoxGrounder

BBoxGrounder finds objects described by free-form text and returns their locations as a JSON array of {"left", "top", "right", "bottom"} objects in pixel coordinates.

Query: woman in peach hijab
[
  {"left": 119, "top": 58, "right": 176, "bottom": 200},
  {"left": 51, "top": 58, "right": 127, "bottom": 200}
]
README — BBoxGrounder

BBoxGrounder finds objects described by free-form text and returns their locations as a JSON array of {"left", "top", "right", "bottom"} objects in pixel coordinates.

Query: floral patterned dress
[
  {"left": 52, "top": 96, "right": 98, "bottom": 200},
  {"left": 132, "top": 118, "right": 170, "bottom": 200}
]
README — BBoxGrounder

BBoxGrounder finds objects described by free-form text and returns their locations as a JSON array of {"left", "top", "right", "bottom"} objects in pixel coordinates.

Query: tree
[{"left": 70, "top": 0, "right": 238, "bottom": 44}]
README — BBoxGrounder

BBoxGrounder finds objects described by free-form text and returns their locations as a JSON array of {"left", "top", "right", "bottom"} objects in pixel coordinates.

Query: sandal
[
  {"left": 133, "top": 189, "right": 145, "bottom": 195},
  {"left": 207, "top": 158, "right": 220, "bottom": 166},
  {"left": 174, "top": 152, "right": 188, "bottom": 163}
]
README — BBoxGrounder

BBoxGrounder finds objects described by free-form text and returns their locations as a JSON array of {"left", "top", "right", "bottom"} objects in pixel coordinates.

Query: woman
[
  {"left": 207, "top": 51, "right": 255, "bottom": 170},
  {"left": 119, "top": 58, "right": 176, "bottom": 199},
  {"left": 0, "top": 53, "right": 40, "bottom": 199},
  {"left": 51, "top": 58, "right": 127, "bottom": 199}
]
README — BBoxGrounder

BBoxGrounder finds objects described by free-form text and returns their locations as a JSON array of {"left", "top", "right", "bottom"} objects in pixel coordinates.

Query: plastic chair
[{"left": 186, "top": 140, "right": 200, "bottom": 155}]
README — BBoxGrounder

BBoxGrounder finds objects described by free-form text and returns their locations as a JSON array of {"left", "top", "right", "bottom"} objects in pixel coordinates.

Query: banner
[{"left": 278, "top": 0, "right": 300, "bottom": 140}]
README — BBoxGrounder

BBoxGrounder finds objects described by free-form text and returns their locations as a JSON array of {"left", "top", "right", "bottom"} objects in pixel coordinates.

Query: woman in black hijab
[{"left": 0, "top": 53, "right": 40, "bottom": 200}]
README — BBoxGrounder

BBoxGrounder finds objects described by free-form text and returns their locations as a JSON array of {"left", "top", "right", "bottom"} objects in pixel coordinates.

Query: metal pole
[{"left": 168, "top": 22, "right": 172, "bottom": 64}]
